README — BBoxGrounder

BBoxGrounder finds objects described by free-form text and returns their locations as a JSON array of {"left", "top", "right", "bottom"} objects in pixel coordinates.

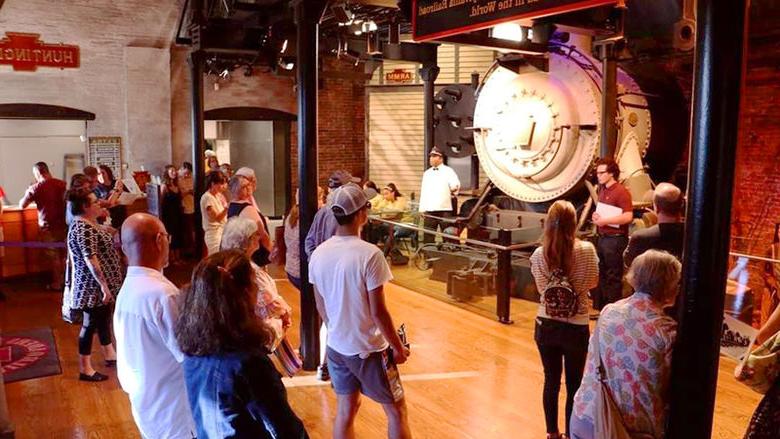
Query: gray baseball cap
[
  {"left": 328, "top": 170, "right": 360, "bottom": 189},
  {"left": 331, "top": 183, "right": 369, "bottom": 216}
]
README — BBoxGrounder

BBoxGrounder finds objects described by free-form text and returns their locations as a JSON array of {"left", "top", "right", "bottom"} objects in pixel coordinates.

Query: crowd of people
[{"left": 0, "top": 154, "right": 778, "bottom": 439}]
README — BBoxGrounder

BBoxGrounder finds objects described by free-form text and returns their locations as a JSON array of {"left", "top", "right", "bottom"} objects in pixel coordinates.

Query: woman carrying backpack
[{"left": 530, "top": 200, "right": 599, "bottom": 439}]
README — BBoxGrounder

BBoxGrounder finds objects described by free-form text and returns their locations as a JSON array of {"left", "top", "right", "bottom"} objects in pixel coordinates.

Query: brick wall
[
  {"left": 170, "top": 50, "right": 366, "bottom": 191},
  {"left": 0, "top": 0, "right": 184, "bottom": 176},
  {"left": 730, "top": 37, "right": 780, "bottom": 321}
]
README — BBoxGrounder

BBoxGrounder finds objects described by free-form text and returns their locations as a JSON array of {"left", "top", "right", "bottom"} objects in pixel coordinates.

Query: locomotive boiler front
[{"left": 472, "top": 40, "right": 653, "bottom": 205}]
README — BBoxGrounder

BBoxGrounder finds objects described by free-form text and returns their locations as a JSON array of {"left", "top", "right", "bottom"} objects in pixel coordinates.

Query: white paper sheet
[
  {"left": 121, "top": 177, "right": 142, "bottom": 194},
  {"left": 595, "top": 202, "right": 624, "bottom": 228}
]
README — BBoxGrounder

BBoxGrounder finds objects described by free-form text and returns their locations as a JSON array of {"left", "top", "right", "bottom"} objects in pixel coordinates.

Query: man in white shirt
[
  {"left": 309, "top": 184, "right": 412, "bottom": 439},
  {"left": 114, "top": 213, "right": 195, "bottom": 439},
  {"left": 418, "top": 146, "right": 460, "bottom": 243}
]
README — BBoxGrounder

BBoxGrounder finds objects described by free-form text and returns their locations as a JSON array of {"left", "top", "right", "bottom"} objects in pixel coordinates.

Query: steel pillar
[
  {"left": 599, "top": 41, "right": 618, "bottom": 159},
  {"left": 295, "top": 0, "right": 326, "bottom": 371},
  {"left": 667, "top": 0, "right": 749, "bottom": 437},
  {"left": 419, "top": 65, "right": 440, "bottom": 168}
]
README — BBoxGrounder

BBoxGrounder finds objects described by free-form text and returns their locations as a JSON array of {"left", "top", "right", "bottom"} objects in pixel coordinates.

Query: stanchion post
[{"left": 496, "top": 229, "right": 513, "bottom": 324}]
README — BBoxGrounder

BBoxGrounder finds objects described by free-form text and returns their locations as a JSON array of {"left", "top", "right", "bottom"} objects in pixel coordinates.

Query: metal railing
[{"left": 368, "top": 214, "right": 538, "bottom": 324}]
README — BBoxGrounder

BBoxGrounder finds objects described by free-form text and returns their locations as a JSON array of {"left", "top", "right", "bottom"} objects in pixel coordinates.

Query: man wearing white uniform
[
  {"left": 418, "top": 146, "right": 460, "bottom": 243},
  {"left": 114, "top": 213, "right": 195, "bottom": 439}
]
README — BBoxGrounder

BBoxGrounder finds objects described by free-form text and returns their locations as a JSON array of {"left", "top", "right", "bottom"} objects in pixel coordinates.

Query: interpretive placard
[
  {"left": 88, "top": 136, "right": 122, "bottom": 179},
  {"left": 413, "top": 0, "right": 617, "bottom": 41}
]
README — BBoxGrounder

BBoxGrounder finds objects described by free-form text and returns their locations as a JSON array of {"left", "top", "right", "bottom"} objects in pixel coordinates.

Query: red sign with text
[{"left": 0, "top": 32, "right": 80, "bottom": 71}]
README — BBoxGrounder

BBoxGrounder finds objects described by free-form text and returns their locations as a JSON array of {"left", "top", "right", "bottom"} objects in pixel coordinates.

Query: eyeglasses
[{"left": 158, "top": 232, "right": 172, "bottom": 243}]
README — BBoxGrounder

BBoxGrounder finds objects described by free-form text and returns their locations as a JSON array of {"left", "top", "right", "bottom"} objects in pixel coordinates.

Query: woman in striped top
[{"left": 530, "top": 200, "right": 599, "bottom": 439}]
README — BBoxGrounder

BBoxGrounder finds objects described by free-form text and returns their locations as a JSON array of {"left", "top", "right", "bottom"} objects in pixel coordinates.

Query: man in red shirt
[
  {"left": 591, "top": 158, "right": 633, "bottom": 313},
  {"left": 20, "top": 162, "right": 67, "bottom": 290}
]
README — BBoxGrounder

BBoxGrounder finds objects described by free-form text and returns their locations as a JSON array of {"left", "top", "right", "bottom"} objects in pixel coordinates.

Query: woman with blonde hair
[
  {"left": 530, "top": 200, "right": 599, "bottom": 439},
  {"left": 571, "top": 250, "right": 682, "bottom": 439}
]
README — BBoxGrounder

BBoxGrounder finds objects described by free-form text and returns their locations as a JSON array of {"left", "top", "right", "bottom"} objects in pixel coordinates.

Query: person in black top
[
  {"left": 161, "top": 165, "right": 183, "bottom": 265},
  {"left": 623, "top": 182, "right": 685, "bottom": 267},
  {"left": 226, "top": 175, "right": 272, "bottom": 266}
]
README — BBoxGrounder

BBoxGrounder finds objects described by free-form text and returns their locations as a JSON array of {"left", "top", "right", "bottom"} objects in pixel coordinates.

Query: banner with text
[{"left": 413, "top": 0, "right": 617, "bottom": 41}]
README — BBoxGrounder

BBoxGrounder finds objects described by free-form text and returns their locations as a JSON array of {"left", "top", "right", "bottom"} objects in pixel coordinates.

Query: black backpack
[{"left": 543, "top": 269, "right": 578, "bottom": 318}]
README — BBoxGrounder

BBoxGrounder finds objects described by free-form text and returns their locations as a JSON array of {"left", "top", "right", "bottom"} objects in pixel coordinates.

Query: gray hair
[
  {"left": 627, "top": 249, "right": 682, "bottom": 303},
  {"left": 220, "top": 217, "right": 258, "bottom": 251},
  {"left": 228, "top": 175, "right": 249, "bottom": 198}
]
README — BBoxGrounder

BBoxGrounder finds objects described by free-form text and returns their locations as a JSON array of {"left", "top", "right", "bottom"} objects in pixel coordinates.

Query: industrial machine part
[
  {"left": 473, "top": 34, "right": 653, "bottom": 204},
  {"left": 433, "top": 82, "right": 478, "bottom": 158}
]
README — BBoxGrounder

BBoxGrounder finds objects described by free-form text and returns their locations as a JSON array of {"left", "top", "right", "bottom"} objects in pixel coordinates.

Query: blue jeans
[
  {"left": 287, "top": 273, "right": 301, "bottom": 290},
  {"left": 569, "top": 415, "right": 594, "bottom": 439}
]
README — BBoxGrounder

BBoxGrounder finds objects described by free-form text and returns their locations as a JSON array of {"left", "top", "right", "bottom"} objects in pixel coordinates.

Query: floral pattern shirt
[
  {"left": 252, "top": 263, "right": 292, "bottom": 350},
  {"left": 573, "top": 292, "right": 677, "bottom": 439}
]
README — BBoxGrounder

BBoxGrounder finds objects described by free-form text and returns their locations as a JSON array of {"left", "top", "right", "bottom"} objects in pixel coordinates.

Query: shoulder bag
[{"left": 735, "top": 330, "right": 780, "bottom": 394}]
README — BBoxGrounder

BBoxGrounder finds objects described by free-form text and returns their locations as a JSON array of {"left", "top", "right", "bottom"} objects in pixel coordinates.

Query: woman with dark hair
[
  {"left": 176, "top": 250, "right": 308, "bottom": 438},
  {"left": 161, "top": 165, "right": 183, "bottom": 264},
  {"left": 200, "top": 171, "right": 228, "bottom": 255},
  {"left": 66, "top": 188, "right": 123, "bottom": 381},
  {"left": 363, "top": 180, "right": 379, "bottom": 200},
  {"left": 530, "top": 200, "right": 599, "bottom": 439},
  {"left": 95, "top": 165, "right": 127, "bottom": 227}
]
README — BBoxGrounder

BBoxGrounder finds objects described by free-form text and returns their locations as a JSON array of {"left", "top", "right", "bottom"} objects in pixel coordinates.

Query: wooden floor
[{"left": 0, "top": 268, "right": 762, "bottom": 439}]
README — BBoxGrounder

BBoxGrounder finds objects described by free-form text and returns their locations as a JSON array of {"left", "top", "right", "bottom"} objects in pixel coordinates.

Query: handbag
[
  {"left": 735, "top": 331, "right": 780, "bottom": 394},
  {"left": 593, "top": 327, "right": 655, "bottom": 439}
]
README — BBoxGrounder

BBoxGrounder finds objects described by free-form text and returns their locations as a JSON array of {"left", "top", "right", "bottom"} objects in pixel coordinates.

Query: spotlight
[{"left": 492, "top": 23, "right": 523, "bottom": 42}]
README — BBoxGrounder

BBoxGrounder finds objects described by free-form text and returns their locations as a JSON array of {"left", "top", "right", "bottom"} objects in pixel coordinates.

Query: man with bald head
[
  {"left": 623, "top": 182, "right": 685, "bottom": 267},
  {"left": 113, "top": 213, "right": 195, "bottom": 439}
]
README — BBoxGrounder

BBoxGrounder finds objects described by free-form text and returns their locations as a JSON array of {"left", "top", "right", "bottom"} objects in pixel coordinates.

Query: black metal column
[
  {"left": 419, "top": 65, "right": 440, "bottom": 168},
  {"left": 295, "top": 0, "right": 325, "bottom": 371},
  {"left": 667, "top": 0, "right": 749, "bottom": 437},
  {"left": 496, "top": 229, "right": 513, "bottom": 324},
  {"left": 599, "top": 42, "right": 618, "bottom": 159},
  {"left": 189, "top": 49, "right": 206, "bottom": 257}
]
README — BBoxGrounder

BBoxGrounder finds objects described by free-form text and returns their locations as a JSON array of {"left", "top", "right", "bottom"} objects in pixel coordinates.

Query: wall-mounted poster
[{"left": 88, "top": 136, "right": 122, "bottom": 179}]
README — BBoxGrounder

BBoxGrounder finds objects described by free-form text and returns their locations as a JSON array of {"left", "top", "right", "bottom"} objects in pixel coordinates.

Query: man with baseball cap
[
  {"left": 418, "top": 146, "right": 460, "bottom": 243},
  {"left": 309, "top": 184, "right": 412, "bottom": 439},
  {"left": 304, "top": 169, "right": 360, "bottom": 381}
]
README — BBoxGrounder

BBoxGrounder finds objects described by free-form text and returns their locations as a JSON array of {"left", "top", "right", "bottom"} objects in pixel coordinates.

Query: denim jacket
[{"left": 183, "top": 350, "right": 308, "bottom": 439}]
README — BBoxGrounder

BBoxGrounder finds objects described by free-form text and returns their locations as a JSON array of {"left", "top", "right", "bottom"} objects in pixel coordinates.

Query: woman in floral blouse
[
  {"left": 570, "top": 249, "right": 681, "bottom": 439},
  {"left": 220, "top": 217, "right": 291, "bottom": 350}
]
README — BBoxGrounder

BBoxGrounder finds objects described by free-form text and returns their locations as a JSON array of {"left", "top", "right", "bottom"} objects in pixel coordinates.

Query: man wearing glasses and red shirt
[{"left": 591, "top": 158, "right": 633, "bottom": 317}]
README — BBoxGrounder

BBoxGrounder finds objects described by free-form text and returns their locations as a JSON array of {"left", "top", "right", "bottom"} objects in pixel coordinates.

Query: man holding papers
[{"left": 591, "top": 158, "right": 633, "bottom": 314}]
